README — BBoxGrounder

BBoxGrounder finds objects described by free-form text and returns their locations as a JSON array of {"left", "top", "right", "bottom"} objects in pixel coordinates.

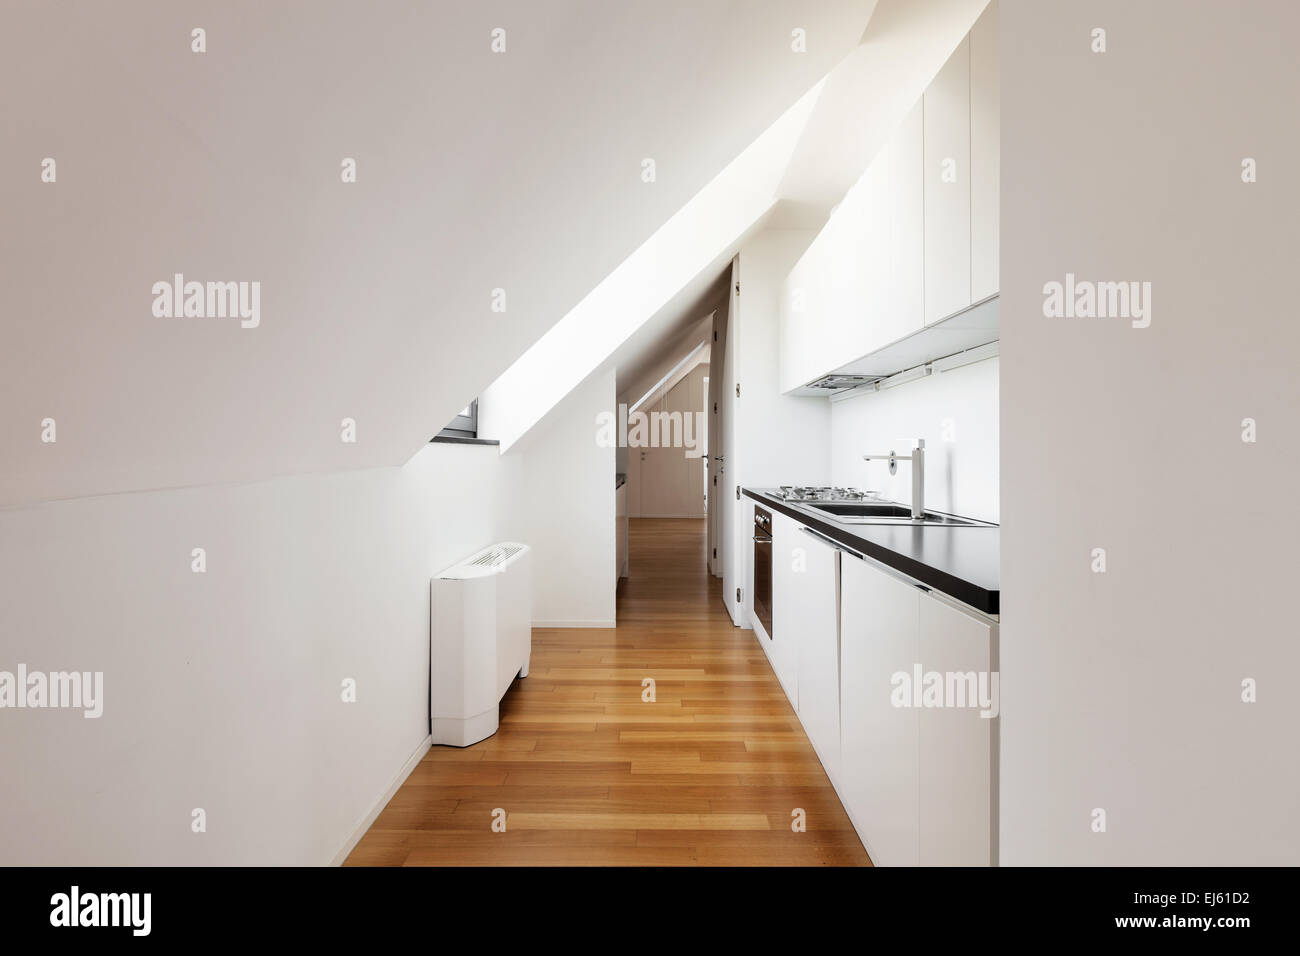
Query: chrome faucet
[{"left": 862, "top": 439, "right": 925, "bottom": 519}]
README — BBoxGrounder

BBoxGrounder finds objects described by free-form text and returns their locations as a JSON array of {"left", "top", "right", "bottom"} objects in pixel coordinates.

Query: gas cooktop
[{"left": 774, "top": 485, "right": 878, "bottom": 503}]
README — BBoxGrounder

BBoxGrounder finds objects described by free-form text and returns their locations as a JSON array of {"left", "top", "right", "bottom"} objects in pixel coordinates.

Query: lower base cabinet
[
  {"left": 840, "top": 552, "right": 920, "bottom": 865},
  {"left": 756, "top": 505, "right": 997, "bottom": 866},
  {"left": 839, "top": 551, "right": 996, "bottom": 866},
  {"left": 791, "top": 526, "right": 842, "bottom": 780},
  {"left": 918, "top": 592, "right": 994, "bottom": 866}
]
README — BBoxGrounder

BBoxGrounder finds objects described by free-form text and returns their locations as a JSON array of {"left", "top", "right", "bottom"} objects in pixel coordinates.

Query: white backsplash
[{"left": 830, "top": 356, "right": 999, "bottom": 523}]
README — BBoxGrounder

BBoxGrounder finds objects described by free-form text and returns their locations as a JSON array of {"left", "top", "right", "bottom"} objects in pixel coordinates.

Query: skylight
[{"left": 478, "top": 80, "right": 826, "bottom": 453}]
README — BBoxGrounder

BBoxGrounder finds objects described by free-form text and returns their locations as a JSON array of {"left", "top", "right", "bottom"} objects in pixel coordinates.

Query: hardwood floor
[{"left": 345, "top": 517, "right": 870, "bottom": 866}]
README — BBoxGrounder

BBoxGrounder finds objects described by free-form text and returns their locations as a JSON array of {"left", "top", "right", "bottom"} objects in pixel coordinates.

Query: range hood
[
  {"left": 790, "top": 294, "right": 999, "bottom": 396},
  {"left": 804, "top": 373, "right": 886, "bottom": 391}
]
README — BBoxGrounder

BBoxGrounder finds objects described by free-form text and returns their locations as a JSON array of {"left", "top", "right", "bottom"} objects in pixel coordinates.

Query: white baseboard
[
  {"left": 329, "top": 732, "right": 432, "bottom": 866},
  {"left": 532, "top": 619, "right": 617, "bottom": 628}
]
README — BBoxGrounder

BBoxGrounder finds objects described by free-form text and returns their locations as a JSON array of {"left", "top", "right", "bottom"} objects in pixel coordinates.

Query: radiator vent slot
[
  {"left": 439, "top": 541, "right": 531, "bottom": 579},
  {"left": 469, "top": 544, "right": 525, "bottom": 568}
]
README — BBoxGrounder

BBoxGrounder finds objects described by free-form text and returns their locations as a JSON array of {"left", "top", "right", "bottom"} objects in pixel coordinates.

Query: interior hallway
[{"left": 346, "top": 517, "right": 870, "bottom": 866}]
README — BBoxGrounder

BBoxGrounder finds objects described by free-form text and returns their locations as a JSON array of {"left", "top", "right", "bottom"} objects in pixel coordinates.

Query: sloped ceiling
[
  {"left": 777, "top": 0, "right": 990, "bottom": 205},
  {"left": 0, "top": 0, "right": 876, "bottom": 506}
]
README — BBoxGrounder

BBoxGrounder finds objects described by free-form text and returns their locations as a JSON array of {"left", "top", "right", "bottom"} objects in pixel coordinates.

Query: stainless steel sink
[
  {"left": 798, "top": 501, "right": 994, "bottom": 527},
  {"left": 806, "top": 503, "right": 916, "bottom": 518}
]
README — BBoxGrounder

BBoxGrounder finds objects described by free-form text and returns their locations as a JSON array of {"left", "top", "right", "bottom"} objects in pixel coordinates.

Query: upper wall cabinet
[
  {"left": 923, "top": 37, "right": 971, "bottom": 326},
  {"left": 778, "top": 99, "right": 924, "bottom": 394},
  {"left": 888, "top": 100, "right": 926, "bottom": 351},
  {"left": 778, "top": 1, "right": 1000, "bottom": 393},
  {"left": 970, "top": 0, "right": 1000, "bottom": 303}
]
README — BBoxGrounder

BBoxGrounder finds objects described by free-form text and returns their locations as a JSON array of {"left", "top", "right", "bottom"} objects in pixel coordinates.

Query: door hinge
[
  {"left": 713, "top": 475, "right": 717, "bottom": 486},
  {"left": 736, "top": 587, "right": 743, "bottom": 602},
  {"left": 735, "top": 281, "right": 740, "bottom": 295},
  {"left": 712, "top": 547, "right": 717, "bottom": 559},
  {"left": 713, "top": 401, "right": 717, "bottom": 414},
  {"left": 735, "top": 486, "right": 740, "bottom": 500},
  {"left": 735, "top": 383, "right": 740, "bottom": 398},
  {"left": 713, "top": 330, "right": 718, "bottom": 341}
]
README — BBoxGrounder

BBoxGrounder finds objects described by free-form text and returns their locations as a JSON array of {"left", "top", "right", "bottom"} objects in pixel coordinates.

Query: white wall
[
  {"left": 503, "top": 367, "right": 617, "bottom": 628},
  {"left": 1001, "top": 0, "right": 1300, "bottom": 864},
  {"left": 830, "top": 356, "right": 998, "bottom": 522},
  {"left": 1, "top": 1, "right": 875, "bottom": 507},
  {"left": 0, "top": 357, "right": 618, "bottom": 865},
  {"left": 0, "top": 441, "right": 514, "bottom": 865}
]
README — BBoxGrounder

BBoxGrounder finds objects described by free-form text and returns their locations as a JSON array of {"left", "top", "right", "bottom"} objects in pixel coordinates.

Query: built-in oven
[{"left": 753, "top": 506, "right": 773, "bottom": 639}]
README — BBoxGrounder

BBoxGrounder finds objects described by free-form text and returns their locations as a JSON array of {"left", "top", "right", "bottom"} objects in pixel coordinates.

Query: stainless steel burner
[{"left": 775, "top": 486, "right": 877, "bottom": 503}]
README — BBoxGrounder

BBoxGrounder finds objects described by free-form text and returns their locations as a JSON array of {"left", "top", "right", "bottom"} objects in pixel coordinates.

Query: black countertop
[{"left": 743, "top": 488, "right": 1000, "bottom": 615}]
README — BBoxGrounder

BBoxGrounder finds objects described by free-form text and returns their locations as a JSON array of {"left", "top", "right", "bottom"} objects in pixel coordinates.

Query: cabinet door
[
  {"left": 840, "top": 554, "right": 920, "bottom": 866},
  {"left": 767, "top": 512, "right": 801, "bottom": 708},
  {"left": 923, "top": 36, "right": 972, "bottom": 325},
  {"left": 970, "top": 0, "right": 999, "bottom": 303},
  {"left": 779, "top": 229, "right": 834, "bottom": 393},
  {"left": 917, "top": 591, "right": 994, "bottom": 866},
  {"left": 887, "top": 97, "right": 925, "bottom": 344},
  {"left": 847, "top": 149, "right": 887, "bottom": 360},
  {"left": 794, "top": 527, "right": 841, "bottom": 777}
]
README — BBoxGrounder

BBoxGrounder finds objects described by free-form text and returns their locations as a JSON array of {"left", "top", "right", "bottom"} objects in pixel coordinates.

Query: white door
[
  {"left": 627, "top": 446, "right": 643, "bottom": 517},
  {"left": 720, "top": 257, "right": 743, "bottom": 624},
  {"left": 706, "top": 307, "right": 725, "bottom": 576},
  {"left": 840, "top": 553, "right": 920, "bottom": 866}
]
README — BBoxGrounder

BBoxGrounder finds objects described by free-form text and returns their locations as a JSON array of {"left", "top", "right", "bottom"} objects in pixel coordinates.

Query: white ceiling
[{"left": 0, "top": 0, "right": 876, "bottom": 506}]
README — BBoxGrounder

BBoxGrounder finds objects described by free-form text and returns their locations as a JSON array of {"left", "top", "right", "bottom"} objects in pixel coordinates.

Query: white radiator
[{"left": 429, "top": 542, "right": 532, "bottom": 747}]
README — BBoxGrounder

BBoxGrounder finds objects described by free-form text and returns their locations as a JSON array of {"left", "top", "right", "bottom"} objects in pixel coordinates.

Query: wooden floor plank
[{"left": 344, "top": 517, "right": 870, "bottom": 867}]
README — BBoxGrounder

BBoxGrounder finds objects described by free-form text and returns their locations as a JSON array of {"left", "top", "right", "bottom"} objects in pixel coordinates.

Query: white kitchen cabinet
[
  {"left": 779, "top": 203, "right": 838, "bottom": 393},
  {"left": 780, "top": 13, "right": 999, "bottom": 391},
  {"left": 923, "top": 36, "right": 972, "bottom": 325},
  {"left": 839, "top": 552, "right": 996, "bottom": 866},
  {"left": 840, "top": 552, "right": 920, "bottom": 866},
  {"left": 779, "top": 103, "right": 925, "bottom": 393},
  {"left": 792, "top": 526, "right": 842, "bottom": 778},
  {"left": 765, "top": 511, "right": 804, "bottom": 708},
  {"left": 918, "top": 590, "right": 995, "bottom": 866},
  {"left": 969, "top": 0, "right": 1000, "bottom": 303},
  {"left": 886, "top": 98, "right": 926, "bottom": 344}
]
